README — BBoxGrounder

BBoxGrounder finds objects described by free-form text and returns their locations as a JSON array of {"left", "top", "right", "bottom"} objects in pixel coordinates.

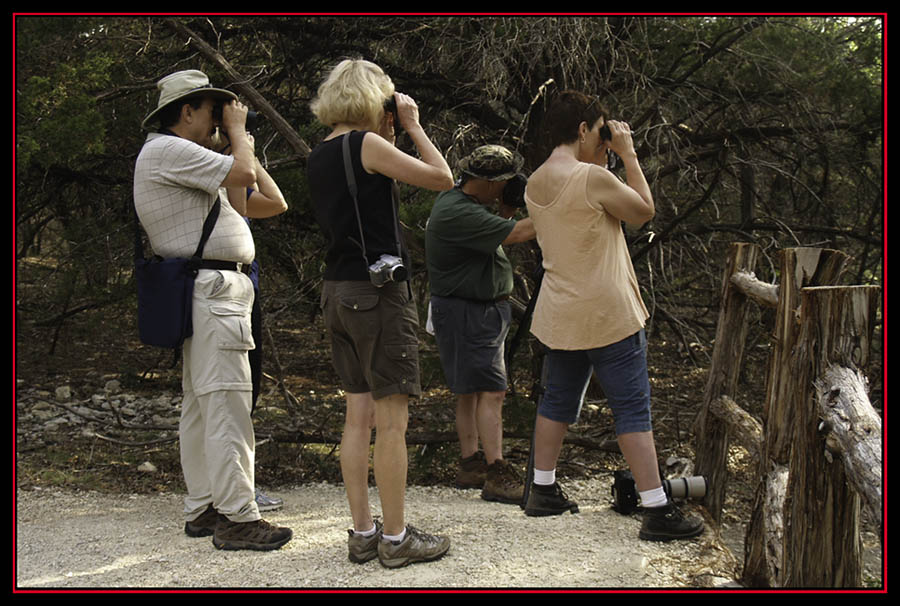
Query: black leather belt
[
  {"left": 444, "top": 294, "right": 510, "bottom": 304},
  {"left": 199, "top": 260, "right": 252, "bottom": 275}
]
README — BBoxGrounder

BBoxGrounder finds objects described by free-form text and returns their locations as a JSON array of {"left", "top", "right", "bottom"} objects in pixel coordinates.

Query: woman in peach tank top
[{"left": 521, "top": 90, "right": 703, "bottom": 542}]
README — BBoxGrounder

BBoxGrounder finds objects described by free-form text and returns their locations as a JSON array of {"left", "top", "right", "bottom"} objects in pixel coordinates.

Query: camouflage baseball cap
[{"left": 458, "top": 145, "right": 524, "bottom": 181}]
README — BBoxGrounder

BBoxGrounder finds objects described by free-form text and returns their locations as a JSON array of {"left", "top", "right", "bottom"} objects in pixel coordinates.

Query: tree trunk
[
  {"left": 742, "top": 465, "right": 789, "bottom": 587},
  {"left": 742, "top": 248, "right": 848, "bottom": 587},
  {"left": 694, "top": 242, "right": 759, "bottom": 523},
  {"left": 782, "top": 285, "right": 879, "bottom": 587}
]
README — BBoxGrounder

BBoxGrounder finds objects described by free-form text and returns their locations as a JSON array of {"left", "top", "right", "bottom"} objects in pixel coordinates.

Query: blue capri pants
[{"left": 537, "top": 329, "right": 652, "bottom": 435}]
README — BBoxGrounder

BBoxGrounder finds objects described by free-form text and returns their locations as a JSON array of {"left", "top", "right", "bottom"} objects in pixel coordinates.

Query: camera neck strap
[{"left": 341, "top": 132, "right": 403, "bottom": 272}]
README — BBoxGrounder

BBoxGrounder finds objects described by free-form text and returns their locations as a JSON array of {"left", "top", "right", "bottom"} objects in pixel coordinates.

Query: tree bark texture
[
  {"left": 742, "top": 248, "right": 849, "bottom": 587},
  {"left": 742, "top": 465, "right": 789, "bottom": 587},
  {"left": 783, "top": 285, "right": 879, "bottom": 587},
  {"left": 815, "top": 364, "right": 883, "bottom": 541},
  {"left": 694, "top": 242, "right": 759, "bottom": 523},
  {"left": 708, "top": 394, "right": 763, "bottom": 460}
]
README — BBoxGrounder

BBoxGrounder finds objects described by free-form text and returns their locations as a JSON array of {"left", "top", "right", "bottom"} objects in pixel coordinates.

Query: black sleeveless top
[{"left": 307, "top": 131, "right": 410, "bottom": 281}]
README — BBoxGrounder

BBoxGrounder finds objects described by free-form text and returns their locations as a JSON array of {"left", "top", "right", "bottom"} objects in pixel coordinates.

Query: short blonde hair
[{"left": 310, "top": 59, "right": 395, "bottom": 131}]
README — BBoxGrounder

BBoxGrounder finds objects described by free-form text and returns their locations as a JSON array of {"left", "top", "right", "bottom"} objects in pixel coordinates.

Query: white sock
[
  {"left": 354, "top": 524, "right": 377, "bottom": 537},
  {"left": 533, "top": 468, "right": 556, "bottom": 486},
  {"left": 382, "top": 528, "right": 407, "bottom": 543},
  {"left": 639, "top": 486, "right": 668, "bottom": 508}
]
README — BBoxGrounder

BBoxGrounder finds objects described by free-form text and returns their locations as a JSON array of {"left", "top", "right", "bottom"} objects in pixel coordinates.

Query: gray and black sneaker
[
  {"left": 212, "top": 517, "right": 293, "bottom": 551},
  {"left": 255, "top": 488, "right": 284, "bottom": 513},
  {"left": 184, "top": 504, "right": 221, "bottom": 538},
  {"left": 639, "top": 501, "right": 705, "bottom": 541},
  {"left": 523, "top": 482, "right": 579, "bottom": 516},
  {"left": 347, "top": 519, "right": 383, "bottom": 564},
  {"left": 377, "top": 525, "right": 451, "bottom": 569}
]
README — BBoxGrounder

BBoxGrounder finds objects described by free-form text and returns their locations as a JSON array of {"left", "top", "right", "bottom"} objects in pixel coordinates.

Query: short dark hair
[
  {"left": 542, "top": 90, "right": 608, "bottom": 150},
  {"left": 156, "top": 94, "right": 208, "bottom": 130}
]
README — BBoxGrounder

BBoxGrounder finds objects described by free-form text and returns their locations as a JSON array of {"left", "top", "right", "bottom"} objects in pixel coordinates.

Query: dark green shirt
[{"left": 425, "top": 188, "right": 515, "bottom": 301}]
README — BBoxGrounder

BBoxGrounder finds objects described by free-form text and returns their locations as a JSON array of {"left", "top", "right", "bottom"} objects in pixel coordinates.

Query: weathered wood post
[
  {"left": 694, "top": 242, "right": 759, "bottom": 523},
  {"left": 742, "top": 248, "right": 849, "bottom": 587},
  {"left": 782, "top": 285, "right": 880, "bottom": 587}
]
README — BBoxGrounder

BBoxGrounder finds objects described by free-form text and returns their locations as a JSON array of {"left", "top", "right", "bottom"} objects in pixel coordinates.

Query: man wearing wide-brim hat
[
  {"left": 134, "top": 69, "right": 292, "bottom": 551},
  {"left": 424, "top": 144, "right": 536, "bottom": 506}
]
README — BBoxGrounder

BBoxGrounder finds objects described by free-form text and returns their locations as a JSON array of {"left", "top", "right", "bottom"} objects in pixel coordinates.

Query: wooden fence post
[
  {"left": 742, "top": 248, "right": 848, "bottom": 587},
  {"left": 694, "top": 242, "right": 759, "bottom": 523},
  {"left": 782, "top": 285, "right": 880, "bottom": 587}
]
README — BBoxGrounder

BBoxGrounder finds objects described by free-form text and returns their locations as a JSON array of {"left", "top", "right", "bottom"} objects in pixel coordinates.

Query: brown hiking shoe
[
  {"left": 455, "top": 451, "right": 487, "bottom": 489},
  {"left": 212, "top": 517, "right": 293, "bottom": 551},
  {"left": 347, "top": 519, "right": 383, "bottom": 564},
  {"left": 377, "top": 525, "right": 451, "bottom": 569},
  {"left": 184, "top": 504, "right": 221, "bottom": 538},
  {"left": 481, "top": 459, "right": 525, "bottom": 504}
]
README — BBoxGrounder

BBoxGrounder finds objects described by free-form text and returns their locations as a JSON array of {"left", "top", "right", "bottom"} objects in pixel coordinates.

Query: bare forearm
[{"left": 621, "top": 152, "right": 654, "bottom": 219}]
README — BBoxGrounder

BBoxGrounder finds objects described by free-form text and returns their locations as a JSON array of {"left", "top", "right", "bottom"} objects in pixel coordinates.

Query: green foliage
[{"left": 14, "top": 15, "right": 884, "bottom": 372}]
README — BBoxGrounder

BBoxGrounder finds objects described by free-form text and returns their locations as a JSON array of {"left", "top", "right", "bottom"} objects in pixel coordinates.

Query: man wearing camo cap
[{"left": 425, "top": 145, "right": 536, "bottom": 505}]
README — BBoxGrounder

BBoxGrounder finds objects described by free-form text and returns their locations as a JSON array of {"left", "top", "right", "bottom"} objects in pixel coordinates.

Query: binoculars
[
  {"left": 611, "top": 469, "right": 707, "bottom": 515},
  {"left": 212, "top": 104, "right": 263, "bottom": 133}
]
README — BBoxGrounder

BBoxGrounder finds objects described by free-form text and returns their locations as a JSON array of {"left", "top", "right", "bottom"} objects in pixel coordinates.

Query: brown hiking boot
[
  {"left": 184, "top": 504, "right": 221, "bottom": 538},
  {"left": 212, "top": 517, "right": 293, "bottom": 551},
  {"left": 455, "top": 451, "right": 487, "bottom": 489},
  {"left": 481, "top": 459, "right": 525, "bottom": 504}
]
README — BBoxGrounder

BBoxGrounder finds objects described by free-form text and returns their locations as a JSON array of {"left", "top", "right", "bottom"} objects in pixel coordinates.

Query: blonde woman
[{"left": 307, "top": 59, "right": 453, "bottom": 568}]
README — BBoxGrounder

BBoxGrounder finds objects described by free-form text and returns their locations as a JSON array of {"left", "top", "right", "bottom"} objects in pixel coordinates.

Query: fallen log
[
  {"left": 730, "top": 271, "right": 778, "bottom": 308},
  {"left": 708, "top": 395, "right": 763, "bottom": 459},
  {"left": 815, "top": 364, "right": 883, "bottom": 541}
]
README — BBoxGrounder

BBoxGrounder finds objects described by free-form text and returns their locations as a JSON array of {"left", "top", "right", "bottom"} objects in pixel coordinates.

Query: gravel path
[{"left": 15, "top": 478, "right": 740, "bottom": 590}]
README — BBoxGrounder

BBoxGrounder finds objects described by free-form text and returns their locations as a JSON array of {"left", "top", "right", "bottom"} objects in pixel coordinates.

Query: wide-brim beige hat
[{"left": 141, "top": 69, "right": 237, "bottom": 131}]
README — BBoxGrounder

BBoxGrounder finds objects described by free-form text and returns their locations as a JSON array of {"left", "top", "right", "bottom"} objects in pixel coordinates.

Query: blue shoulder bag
[{"left": 134, "top": 197, "right": 220, "bottom": 348}]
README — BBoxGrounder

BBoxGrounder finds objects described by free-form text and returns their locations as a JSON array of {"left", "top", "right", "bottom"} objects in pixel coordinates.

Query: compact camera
[
  {"left": 611, "top": 469, "right": 707, "bottom": 514},
  {"left": 369, "top": 254, "right": 408, "bottom": 287},
  {"left": 502, "top": 173, "right": 528, "bottom": 208}
]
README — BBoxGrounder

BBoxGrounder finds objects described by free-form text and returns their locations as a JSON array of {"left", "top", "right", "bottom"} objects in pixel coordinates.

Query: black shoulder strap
[
  {"left": 341, "top": 132, "right": 404, "bottom": 267},
  {"left": 342, "top": 132, "right": 371, "bottom": 271}
]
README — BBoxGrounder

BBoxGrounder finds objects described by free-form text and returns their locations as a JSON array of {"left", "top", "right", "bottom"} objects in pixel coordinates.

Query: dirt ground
[
  {"left": 15, "top": 480, "right": 741, "bottom": 590},
  {"left": 13, "top": 286, "right": 884, "bottom": 591}
]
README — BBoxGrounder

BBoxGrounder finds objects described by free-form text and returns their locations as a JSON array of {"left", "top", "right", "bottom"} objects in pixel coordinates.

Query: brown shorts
[{"left": 321, "top": 280, "right": 421, "bottom": 400}]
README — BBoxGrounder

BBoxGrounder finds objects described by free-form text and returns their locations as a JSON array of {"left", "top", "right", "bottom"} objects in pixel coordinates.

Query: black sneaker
[
  {"left": 184, "top": 504, "right": 221, "bottom": 538},
  {"left": 639, "top": 501, "right": 704, "bottom": 541},
  {"left": 523, "top": 482, "right": 579, "bottom": 516}
]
